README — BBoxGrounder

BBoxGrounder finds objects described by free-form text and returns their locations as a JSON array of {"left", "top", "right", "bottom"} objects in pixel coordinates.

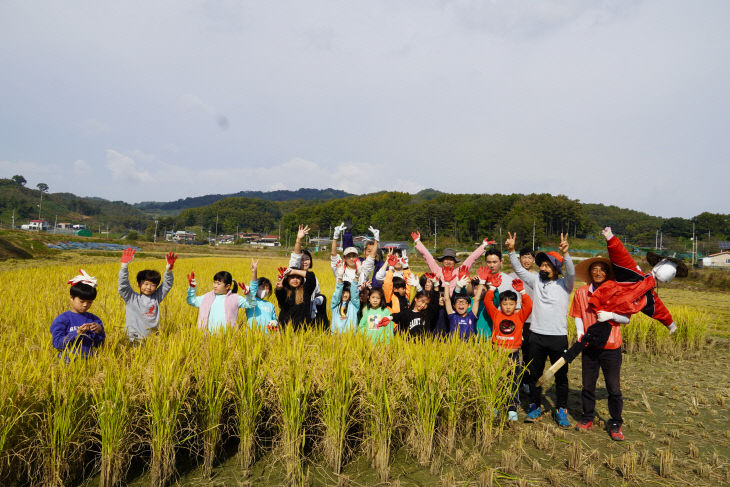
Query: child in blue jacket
[
  {"left": 245, "top": 260, "right": 278, "bottom": 332},
  {"left": 50, "top": 269, "right": 105, "bottom": 359},
  {"left": 330, "top": 263, "right": 360, "bottom": 333}
]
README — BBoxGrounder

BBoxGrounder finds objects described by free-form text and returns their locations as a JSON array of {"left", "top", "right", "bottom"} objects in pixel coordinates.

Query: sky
[{"left": 1, "top": 0, "right": 728, "bottom": 218}]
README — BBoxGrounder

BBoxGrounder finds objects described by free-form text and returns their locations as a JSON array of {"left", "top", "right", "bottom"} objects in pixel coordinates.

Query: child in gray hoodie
[{"left": 118, "top": 247, "right": 176, "bottom": 342}]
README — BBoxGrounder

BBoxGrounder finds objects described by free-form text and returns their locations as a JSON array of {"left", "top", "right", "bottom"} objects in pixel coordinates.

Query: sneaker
[
  {"left": 508, "top": 410, "right": 519, "bottom": 422},
  {"left": 575, "top": 420, "right": 593, "bottom": 432},
  {"left": 554, "top": 408, "right": 571, "bottom": 429},
  {"left": 609, "top": 423, "right": 625, "bottom": 441},
  {"left": 525, "top": 403, "right": 542, "bottom": 423}
]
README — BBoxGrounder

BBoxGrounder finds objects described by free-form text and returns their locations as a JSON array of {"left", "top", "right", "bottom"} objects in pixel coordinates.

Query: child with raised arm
[
  {"left": 481, "top": 275, "right": 533, "bottom": 421},
  {"left": 244, "top": 259, "right": 278, "bottom": 333},
  {"left": 330, "top": 262, "right": 361, "bottom": 333},
  {"left": 330, "top": 222, "right": 377, "bottom": 286},
  {"left": 118, "top": 247, "right": 176, "bottom": 342},
  {"left": 411, "top": 231, "right": 492, "bottom": 296},
  {"left": 442, "top": 280, "right": 478, "bottom": 340},
  {"left": 187, "top": 269, "right": 256, "bottom": 332},
  {"left": 51, "top": 270, "right": 105, "bottom": 359}
]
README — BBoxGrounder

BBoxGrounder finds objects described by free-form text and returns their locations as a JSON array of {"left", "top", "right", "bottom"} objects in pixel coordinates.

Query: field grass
[{"left": 0, "top": 251, "right": 727, "bottom": 486}]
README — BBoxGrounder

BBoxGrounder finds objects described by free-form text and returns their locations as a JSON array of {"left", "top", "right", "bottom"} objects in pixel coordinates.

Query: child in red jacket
[{"left": 482, "top": 275, "right": 533, "bottom": 421}]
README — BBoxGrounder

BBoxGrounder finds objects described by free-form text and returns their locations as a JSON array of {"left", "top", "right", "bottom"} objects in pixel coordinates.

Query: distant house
[
  {"left": 719, "top": 241, "right": 730, "bottom": 251},
  {"left": 252, "top": 235, "right": 281, "bottom": 247},
  {"left": 702, "top": 251, "right": 730, "bottom": 268},
  {"left": 382, "top": 241, "right": 412, "bottom": 255},
  {"left": 72, "top": 224, "right": 86, "bottom": 230},
  {"left": 21, "top": 219, "right": 49, "bottom": 230}
]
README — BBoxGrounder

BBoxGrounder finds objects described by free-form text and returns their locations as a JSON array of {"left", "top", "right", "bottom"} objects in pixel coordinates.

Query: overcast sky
[{"left": 1, "top": 1, "right": 728, "bottom": 218}]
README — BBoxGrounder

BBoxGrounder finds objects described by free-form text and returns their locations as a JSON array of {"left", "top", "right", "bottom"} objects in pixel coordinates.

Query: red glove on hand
[
  {"left": 490, "top": 273, "right": 502, "bottom": 288},
  {"left": 165, "top": 251, "right": 178, "bottom": 269},
  {"left": 442, "top": 265, "right": 456, "bottom": 283},
  {"left": 239, "top": 281, "right": 249, "bottom": 295},
  {"left": 277, "top": 266, "right": 287, "bottom": 279},
  {"left": 477, "top": 266, "right": 492, "bottom": 283},
  {"left": 120, "top": 247, "right": 135, "bottom": 264},
  {"left": 411, "top": 231, "right": 420, "bottom": 242},
  {"left": 387, "top": 254, "right": 398, "bottom": 267},
  {"left": 482, "top": 238, "right": 497, "bottom": 246},
  {"left": 424, "top": 272, "right": 436, "bottom": 281},
  {"left": 377, "top": 316, "right": 391, "bottom": 328},
  {"left": 457, "top": 265, "right": 470, "bottom": 280},
  {"left": 187, "top": 271, "right": 196, "bottom": 287},
  {"left": 512, "top": 279, "right": 524, "bottom": 292}
]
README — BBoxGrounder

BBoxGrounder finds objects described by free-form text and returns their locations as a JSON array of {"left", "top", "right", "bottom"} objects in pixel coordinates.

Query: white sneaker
[{"left": 508, "top": 410, "right": 519, "bottom": 422}]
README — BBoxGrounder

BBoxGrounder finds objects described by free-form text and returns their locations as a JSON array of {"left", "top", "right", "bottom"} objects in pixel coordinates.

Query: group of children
[{"left": 51, "top": 222, "right": 683, "bottom": 442}]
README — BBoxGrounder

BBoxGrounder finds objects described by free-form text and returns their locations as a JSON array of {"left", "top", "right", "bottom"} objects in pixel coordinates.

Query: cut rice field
[{"left": 0, "top": 253, "right": 728, "bottom": 486}]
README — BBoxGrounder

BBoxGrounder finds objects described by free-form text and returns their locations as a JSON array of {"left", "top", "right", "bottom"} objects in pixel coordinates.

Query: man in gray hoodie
[
  {"left": 118, "top": 247, "right": 176, "bottom": 342},
  {"left": 506, "top": 232, "right": 574, "bottom": 428}
]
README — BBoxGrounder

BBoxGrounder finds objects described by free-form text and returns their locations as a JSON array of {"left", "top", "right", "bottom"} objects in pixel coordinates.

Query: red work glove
[
  {"left": 457, "top": 265, "right": 470, "bottom": 280},
  {"left": 187, "top": 271, "right": 196, "bottom": 288},
  {"left": 239, "top": 280, "right": 250, "bottom": 295},
  {"left": 490, "top": 273, "right": 502, "bottom": 288},
  {"left": 387, "top": 253, "right": 398, "bottom": 267},
  {"left": 482, "top": 238, "right": 497, "bottom": 248},
  {"left": 277, "top": 266, "right": 287, "bottom": 279},
  {"left": 411, "top": 231, "right": 420, "bottom": 242},
  {"left": 120, "top": 247, "right": 135, "bottom": 264},
  {"left": 442, "top": 265, "right": 456, "bottom": 283},
  {"left": 512, "top": 279, "right": 524, "bottom": 293},
  {"left": 424, "top": 272, "right": 436, "bottom": 281},
  {"left": 165, "top": 251, "right": 178, "bottom": 269},
  {"left": 377, "top": 316, "right": 391, "bottom": 328},
  {"left": 476, "top": 266, "right": 492, "bottom": 284}
]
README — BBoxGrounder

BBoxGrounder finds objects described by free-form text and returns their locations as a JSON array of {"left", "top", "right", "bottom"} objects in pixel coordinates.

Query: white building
[
  {"left": 702, "top": 251, "right": 730, "bottom": 268},
  {"left": 21, "top": 219, "right": 49, "bottom": 230}
]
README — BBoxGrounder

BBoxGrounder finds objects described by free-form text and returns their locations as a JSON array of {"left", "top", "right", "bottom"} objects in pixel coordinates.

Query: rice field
[{"left": 0, "top": 254, "right": 724, "bottom": 486}]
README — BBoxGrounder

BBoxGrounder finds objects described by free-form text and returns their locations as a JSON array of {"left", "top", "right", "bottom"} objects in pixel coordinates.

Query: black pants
[
  {"left": 581, "top": 347, "right": 623, "bottom": 426},
  {"left": 528, "top": 333, "right": 569, "bottom": 409},
  {"left": 521, "top": 322, "right": 532, "bottom": 385}
]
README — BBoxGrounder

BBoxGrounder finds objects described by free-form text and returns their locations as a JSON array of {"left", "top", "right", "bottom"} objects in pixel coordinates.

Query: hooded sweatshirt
[
  {"left": 508, "top": 251, "right": 574, "bottom": 336},
  {"left": 187, "top": 280, "right": 257, "bottom": 331},
  {"left": 330, "top": 281, "right": 361, "bottom": 332}
]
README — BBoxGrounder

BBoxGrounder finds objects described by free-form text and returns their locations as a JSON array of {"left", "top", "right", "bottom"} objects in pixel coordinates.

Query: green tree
[{"left": 11, "top": 175, "right": 26, "bottom": 186}]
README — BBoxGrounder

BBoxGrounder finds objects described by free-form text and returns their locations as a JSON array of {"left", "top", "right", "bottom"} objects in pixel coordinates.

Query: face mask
[
  {"left": 539, "top": 270, "right": 551, "bottom": 280},
  {"left": 257, "top": 289, "right": 268, "bottom": 299}
]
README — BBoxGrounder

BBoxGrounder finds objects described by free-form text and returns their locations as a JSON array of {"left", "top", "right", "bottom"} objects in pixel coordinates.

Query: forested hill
[
  {"left": 135, "top": 188, "right": 352, "bottom": 212},
  {"left": 0, "top": 178, "right": 151, "bottom": 231},
  {"left": 171, "top": 191, "right": 730, "bottom": 249}
]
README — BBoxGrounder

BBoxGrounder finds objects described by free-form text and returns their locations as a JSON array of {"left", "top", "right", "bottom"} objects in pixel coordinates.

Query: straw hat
[{"left": 575, "top": 257, "right": 614, "bottom": 283}]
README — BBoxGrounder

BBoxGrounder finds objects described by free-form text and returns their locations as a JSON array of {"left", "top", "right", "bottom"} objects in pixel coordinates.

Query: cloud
[
  {"left": 73, "top": 159, "right": 89, "bottom": 173},
  {"left": 105, "top": 150, "right": 154, "bottom": 183}
]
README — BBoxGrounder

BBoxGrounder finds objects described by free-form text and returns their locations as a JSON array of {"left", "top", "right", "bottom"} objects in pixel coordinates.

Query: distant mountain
[{"left": 135, "top": 188, "right": 353, "bottom": 213}]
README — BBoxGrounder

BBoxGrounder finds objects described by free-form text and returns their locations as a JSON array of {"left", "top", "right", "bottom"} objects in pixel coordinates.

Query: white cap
[
  {"left": 343, "top": 246, "right": 359, "bottom": 256},
  {"left": 653, "top": 259, "right": 678, "bottom": 283}
]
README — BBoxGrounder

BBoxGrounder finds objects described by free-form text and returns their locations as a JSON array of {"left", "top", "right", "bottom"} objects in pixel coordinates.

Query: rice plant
[
  {"left": 473, "top": 344, "right": 515, "bottom": 452},
  {"left": 440, "top": 337, "right": 472, "bottom": 454},
  {"left": 230, "top": 328, "right": 268, "bottom": 471}
]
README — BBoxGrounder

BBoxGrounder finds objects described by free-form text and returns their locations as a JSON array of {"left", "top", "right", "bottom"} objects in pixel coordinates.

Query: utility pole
[
  {"left": 659, "top": 231, "right": 663, "bottom": 250},
  {"left": 655, "top": 230, "right": 658, "bottom": 250},
  {"left": 499, "top": 227, "right": 502, "bottom": 254},
  {"left": 692, "top": 221, "right": 696, "bottom": 265},
  {"left": 432, "top": 218, "right": 437, "bottom": 249},
  {"left": 54, "top": 215, "right": 58, "bottom": 234},
  {"left": 154, "top": 220, "right": 159, "bottom": 243},
  {"left": 532, "top": 220, "right": 536, "bottom": 251},
  {"left": 11, "top": 210, "right": 15, "bottom": 229},
  {"left": 215, "top": 212, "right": 219, "bottom": 246}
]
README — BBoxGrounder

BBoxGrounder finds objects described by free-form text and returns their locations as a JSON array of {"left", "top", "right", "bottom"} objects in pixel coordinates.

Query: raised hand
[
  {"left": 239, "top": 280, "right": 250, "bottom": 295},
  {"left": 558, "top": 232, "right": 570, "bottom": 254},
  {"left": 368, "top": 225, "right": 380, "bottom": 242},
  {"left": 187, "top": 271, "right": 196, "bottom": 288},
  {"left": 406, "top": 273, "right": 419, "bottom": 288},
  {"left": 335, "top": 262, "right": 345, "bottom": 281},
  {"left": 490, "top": 272, "right": 502, "bottom": 288},
  {"left": 424, "top": 272, "right": 437, "bottom": 281},
  {"left": 165, "top": 251, "right": 178, "bottom": 269},
  {"left": 512, "top": 278, "right": 524, "bottom": 293},
  {"left": 297, "top": 224, "right": 310, "bottom": 241},
  {"left": 277, "top": 266, "right": 287, "bottom": 279},
  {"left": 251, "top": 259, "right": 259, "bottom": 272},
  {"left": 457, "top": 265, "right": 470, "bottom": 280},
  {"left": 476, "top": 266, "right": 492, "bottom": 284},
  {"left": 387, "top": 250, "right": 398, "bottom": 267},
  {"left": 482, "top": 237, "right": 497, "bottom": 248},
  {"left": 602, "top": 226, "right": 613, "bottom": 241},
  {"left": 333, "top": 222, "right": 347, "bottom": 240},
  {"left": 442, "top": 265, "right": 456, "bottom": 283},
  {"left": 121, "top": 247, "right": 135, "bottom": 264},
  {"left": 411, "top": 231, "right": 420, "bottom": 242},
  {"left": 505, "top": 232, "right": 516, "bottom": 253}
]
